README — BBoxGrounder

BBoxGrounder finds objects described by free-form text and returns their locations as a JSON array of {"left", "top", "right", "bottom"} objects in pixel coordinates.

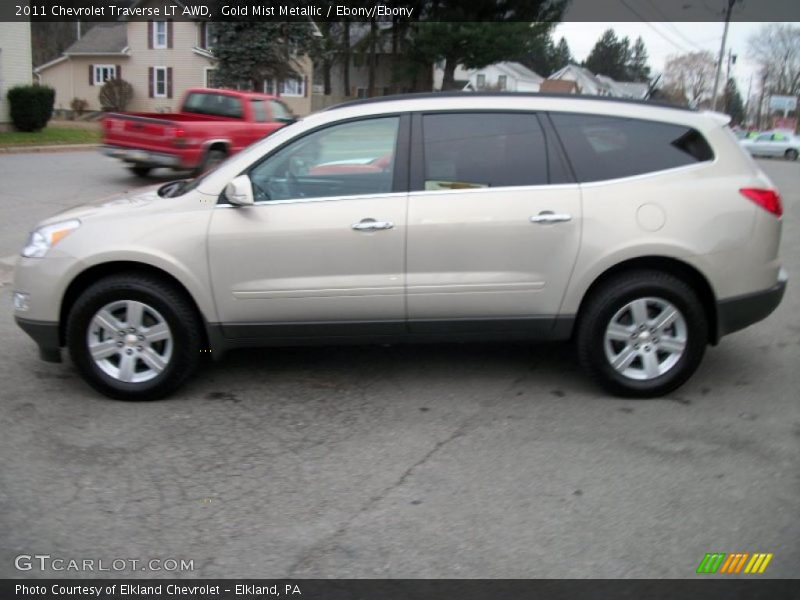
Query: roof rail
[{"left": 325, "top": 91, "right": 697, "bottom": 113}]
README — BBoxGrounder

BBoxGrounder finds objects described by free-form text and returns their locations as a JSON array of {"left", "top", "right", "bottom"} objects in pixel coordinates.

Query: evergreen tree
[
  {"left": 724, "top": 77, "right": 745, "bottom": 124},
  {"left": 410, "top": 1, "right": 567, "bottom": 90},
  {"left": 552, "top": 37, "right": 574, "bottom": 72},
  {"left": 212, "top": 22, "right": 317, "bottom": 89},
  {"left": 626, "top": 36, "right": 651, "bottom": 82},
  {"left": 584, "top": 29, "right": 631, "bottom": 80}
]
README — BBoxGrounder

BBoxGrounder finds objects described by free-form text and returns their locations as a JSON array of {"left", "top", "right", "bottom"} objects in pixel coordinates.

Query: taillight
[
  {"left": 171, "top": 128, "right": 188, "bottom": 148},
  {"left": 739, "top": 188, "right": 783, "bottom": 218}
]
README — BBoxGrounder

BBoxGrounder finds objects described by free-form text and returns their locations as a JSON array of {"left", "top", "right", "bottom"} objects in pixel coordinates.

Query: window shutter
[
  {"left": 167, "top": 67, "right": 173, "bottom": 98},
  {"left": 148, "top": 21, "right": 153, "bottom": 49},
  {"left": 89, "top": 64, "right": 94, "bottom": 85},
  {"left": 167, "top": 21, "right": 173, "bottom": 49},
  {"left": 116, "top": 65, "right": 121, "bottom": 80},
  {"left": 148, "top": 67, "right": 154, "bottom": 98},
  {"left": 303, "top": 75, "right": 308, "bottom": 97},
  {"left": 200, "top": 23, "right": 207, "bottom": 49}
]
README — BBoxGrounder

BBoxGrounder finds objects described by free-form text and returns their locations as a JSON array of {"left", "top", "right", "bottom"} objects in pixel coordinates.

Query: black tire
[
  {"left": 129, "top": 165, "right": 152, "bottom": 177},
  {"left": 66, "top": 274, "right": 202, "bottom": 400},
  {"left": 785, "top": 149, "right": 798, "bottom": 161},
  {"left": 576, "top": 270, "right": 708, "bottom": 398},
  {"left": 194, "top": 148, "right": 227, "bottom": 176}
]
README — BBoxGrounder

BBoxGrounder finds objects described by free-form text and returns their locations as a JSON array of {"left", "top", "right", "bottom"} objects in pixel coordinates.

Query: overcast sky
[{"left": 552, "top": 22, "right": 784, "bottom": 98}]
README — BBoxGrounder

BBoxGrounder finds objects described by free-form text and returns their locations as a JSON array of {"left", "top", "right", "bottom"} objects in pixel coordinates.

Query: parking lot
[{"left": 0, "top": 151, "right": 798, "bottom": 578}]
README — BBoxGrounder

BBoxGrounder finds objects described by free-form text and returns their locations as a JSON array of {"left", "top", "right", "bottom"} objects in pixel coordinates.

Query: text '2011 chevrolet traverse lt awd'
[{"left": 14, "top": 93, "right": 787, "bottom": 400}]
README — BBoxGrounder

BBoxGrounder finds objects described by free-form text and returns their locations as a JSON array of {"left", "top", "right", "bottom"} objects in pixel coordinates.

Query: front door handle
[
  {"left": 530, "top": 211, "right": 572, "bottom": 224},
  {"left": 352, "top": 218, "right": 395, "bottom": 232}
]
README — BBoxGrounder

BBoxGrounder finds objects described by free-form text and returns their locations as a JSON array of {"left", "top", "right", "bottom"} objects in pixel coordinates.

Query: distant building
[
  {"left": 547, "top": 64, "right": 650, "bottom": 99},
  {"left": 434, "top": 61, "right": 543, "bottom": 92},
  {"left": 34, "top": 0, "right": 314, "bottom": 116},
  {"left": 0, "top": 22, "right": 33, "bottom": 130}
]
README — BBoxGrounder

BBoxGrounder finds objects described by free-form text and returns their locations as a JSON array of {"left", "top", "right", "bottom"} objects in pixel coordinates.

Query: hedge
[{"left": 7, "top": 85, "right": 56, "bottom": 132}]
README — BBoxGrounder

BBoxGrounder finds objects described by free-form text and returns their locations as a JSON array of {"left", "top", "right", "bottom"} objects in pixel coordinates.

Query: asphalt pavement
[{"left": 0, "top": 152, "right": 798, "bottom": 578}]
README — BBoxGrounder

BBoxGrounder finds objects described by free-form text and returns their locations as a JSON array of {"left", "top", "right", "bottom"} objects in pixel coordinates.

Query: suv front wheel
[
  {"left": 576, "top": 270, "right": 708, "bottom": 397},
  {"left": 66, "top": 274, "right": 202, "bottom": 400}
]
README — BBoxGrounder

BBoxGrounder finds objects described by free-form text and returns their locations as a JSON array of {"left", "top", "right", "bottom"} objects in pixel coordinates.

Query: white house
[
  {"left": 434, "top": 61, "right": 543, "bottom": 92},
  {"left": 0, "top": 22, "right": 33, "bottom": 130},
  {"left": 548, "top": 64, "right": 650, "bottom": 99}
]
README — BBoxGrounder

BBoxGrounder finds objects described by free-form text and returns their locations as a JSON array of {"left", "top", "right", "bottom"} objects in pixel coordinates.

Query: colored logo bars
[{"left": 696, "top": 553, "right": 773, "bottom": 574}]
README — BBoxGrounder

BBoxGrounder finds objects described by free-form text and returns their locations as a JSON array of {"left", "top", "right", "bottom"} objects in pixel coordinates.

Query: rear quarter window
[{"left": 550, "top": 113, "right": 713, "bottom": 183}]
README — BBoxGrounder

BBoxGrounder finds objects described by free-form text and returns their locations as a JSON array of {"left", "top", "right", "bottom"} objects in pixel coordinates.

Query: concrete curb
[{"left": 0, "top": 144, "right": 100, "bottom": 155}]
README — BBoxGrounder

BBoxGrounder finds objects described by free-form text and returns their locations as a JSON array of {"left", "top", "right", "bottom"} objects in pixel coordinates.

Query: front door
[
  {"left": 208, "top": 115, "right": 409, "bottom": 339},
  {"left": 406, "top": 111, "right": 582, "bottom": 334}
]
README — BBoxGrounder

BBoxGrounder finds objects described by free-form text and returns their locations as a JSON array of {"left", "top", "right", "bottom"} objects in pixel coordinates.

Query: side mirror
[{"left": 225, "top": 175, "right": 254, "bottom": 206}]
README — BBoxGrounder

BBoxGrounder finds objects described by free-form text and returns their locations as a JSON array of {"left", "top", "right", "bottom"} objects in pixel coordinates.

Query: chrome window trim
[{"left": 215, "top": 191, "right": 408, "bottom": 208}]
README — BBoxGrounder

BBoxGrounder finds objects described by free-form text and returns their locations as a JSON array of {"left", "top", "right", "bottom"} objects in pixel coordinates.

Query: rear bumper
[
  {"left": 102, "top": 145, "right": 183, "bottom": 169},
  {"left": 15, "top": 317, "right": 62, "bottom": 363},
  {"left": 717, "top": 268, "right": 788, "bottom": 337}
]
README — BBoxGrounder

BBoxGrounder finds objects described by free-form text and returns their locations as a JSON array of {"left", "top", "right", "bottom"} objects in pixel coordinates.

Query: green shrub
[{"left": 7, "top": 85, "right": 56, "bottom": 132}]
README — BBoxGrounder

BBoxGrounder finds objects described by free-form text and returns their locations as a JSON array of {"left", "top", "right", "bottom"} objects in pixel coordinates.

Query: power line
[
  {"left": 643, "top": 0, "right": 708, "bottom": 51},
  {"left": 618, "top": 0, "right": 694, "bottom": 54}
]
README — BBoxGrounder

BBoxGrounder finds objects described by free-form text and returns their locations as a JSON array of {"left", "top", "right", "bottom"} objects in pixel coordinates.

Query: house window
[
  {"left": 93, "top": 65, "right": 116, "bottom": 86},
  {"left": 200, "top": 22, "right": 217, "bottom": 50},
  {"left": 356, "top": 87, "right": 368, "bottom": 99},
  {"left": 153, "top": 21, "right": 168, "bottom": 49},
  {"left": 263, "top": 79, "right": 275, "bottom": 95},
  {"left": 280, "top": 76, "right": 304, "bottom": 97},
  {"left": 498, "top": 75, "right": 507, "bottom": 90},
  {"left": 476, "top": 74, "right": 486, "bottom": 89},
  {"left": 204, "top": 67, "right": 216, "bottom": 88},
  {"left": 153, "top": 66, "right": 167, "bottom": 97}
]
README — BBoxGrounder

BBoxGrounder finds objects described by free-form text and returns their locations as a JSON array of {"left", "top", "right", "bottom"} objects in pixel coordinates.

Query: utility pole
[{"left": 711, "top": 0, "right": 738, "bottom": 111}]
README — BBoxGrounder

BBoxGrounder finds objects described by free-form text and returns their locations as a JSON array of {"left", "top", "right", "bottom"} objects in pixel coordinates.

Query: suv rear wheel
[
  {"left": 576, "top": 270, "right": 707, "bottom": 397},
  {"left": 66, "top": 274, "right": 202, "bottom": 400}
]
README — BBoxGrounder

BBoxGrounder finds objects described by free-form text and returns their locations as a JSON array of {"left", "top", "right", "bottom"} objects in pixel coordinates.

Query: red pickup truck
[{"left": 102, "top": 88, "right": 294, "bottom": 176}]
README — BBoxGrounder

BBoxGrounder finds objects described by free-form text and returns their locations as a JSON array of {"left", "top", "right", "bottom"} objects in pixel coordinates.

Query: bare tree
[
  {"left": 748, "top": 23, "right": 800, "bottom": 96},
  {"left": 662, "top": 51, "right": 716, "bottom": 108}
]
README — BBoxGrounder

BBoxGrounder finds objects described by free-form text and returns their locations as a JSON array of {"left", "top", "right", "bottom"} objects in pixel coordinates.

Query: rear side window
[
  {"left": 550, "top": 113, "right": 713, "bottom": 183},
  {"left": 421, "top": 113, "right": 549, "bottom": 190},
  {"left": 183, "top": 92, "right": 243, "bottom": 118}
]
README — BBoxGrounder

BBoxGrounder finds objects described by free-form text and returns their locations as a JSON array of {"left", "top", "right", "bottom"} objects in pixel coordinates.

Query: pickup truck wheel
[
  {"left": 129, "top": 166, "right": 152, "bottom": 177},
  {"left": 576, "top": 270, "right": 707, "bottom": 398},
  {"left": 66, "top": 274, "right": 202, "bottom": 401},
  {"left": 785, "top": 149, "right": 799, "bottom": 161},
  {"left": 196, "top": 149, "right": 227, "bottom": 176}
]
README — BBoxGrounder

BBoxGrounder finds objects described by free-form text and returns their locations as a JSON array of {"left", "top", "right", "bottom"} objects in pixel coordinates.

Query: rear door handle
[
  {"left": 530, "top": 211, "right": 572, "bottom": 224},
  {"left": 352, "top": 218, "right": 395, "bottom": 232}
]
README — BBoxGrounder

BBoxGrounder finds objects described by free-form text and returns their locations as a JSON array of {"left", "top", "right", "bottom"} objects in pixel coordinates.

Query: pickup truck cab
[{"left": 102, "top": 88, "right": 294, "bottom": 176}]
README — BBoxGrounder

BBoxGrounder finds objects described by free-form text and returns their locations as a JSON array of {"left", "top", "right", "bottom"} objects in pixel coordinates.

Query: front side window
[
  {"left": 269, "top": 100, "right": 293, "bottom": 121},
  {"left": 755, "top": 133, "right": 772, "bottom": 142},
  {"left": 549, "top": 113, "right": 714, "bottom": 183},
  {"left": 153, "top": 21, "right": 167, "bottom": 48},
  {"left": 251, "top": 100, "right": 267, "bottom": 123},
  {"left": 421, "top": 112, "right": 549, "bottom": 190},
  {"left": 248, "top": 117, "right": 400, "bottom": 202},
  {"left": 93, "top": 65, "right": 116, "bottom": 85}
]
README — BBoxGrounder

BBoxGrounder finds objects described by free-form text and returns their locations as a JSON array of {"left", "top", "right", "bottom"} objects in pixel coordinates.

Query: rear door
[{"left": 405, "top": 111, "right": 582, "bottom": 334}]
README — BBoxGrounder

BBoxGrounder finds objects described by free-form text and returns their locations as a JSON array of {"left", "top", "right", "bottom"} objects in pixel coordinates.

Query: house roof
[
  {"left": 613, "top": 81, "right": 650, "bottom": 99},
  {"left": 496, "top": 62, "right": 543, "bottom": 83},
  {"left": 63, "top": 23, "right": 127, "bottom": 55},
  {"left": 549, "top": 64, "right": 608, "bottom": 94}
]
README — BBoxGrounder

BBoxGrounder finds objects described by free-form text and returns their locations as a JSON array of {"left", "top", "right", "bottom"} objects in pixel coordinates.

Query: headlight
[{"left": 21, "top": 219, "right": 81, "bottom": 258}]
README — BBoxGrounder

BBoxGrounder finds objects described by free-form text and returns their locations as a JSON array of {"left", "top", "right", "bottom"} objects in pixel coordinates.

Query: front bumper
[
  {"left": 102, "top": 145, "right": 182, "bottom": 168},
  {"left": 717, "top": 268, "right": 788, "bottom": 337},
  {"left": 15, "top": 317, "right": 61, "bottom": 363}
]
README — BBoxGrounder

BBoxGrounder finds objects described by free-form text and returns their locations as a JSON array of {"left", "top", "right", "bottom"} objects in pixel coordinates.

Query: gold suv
[{"left": 14, "top": 93, "right": 787, "bottom": 400}]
